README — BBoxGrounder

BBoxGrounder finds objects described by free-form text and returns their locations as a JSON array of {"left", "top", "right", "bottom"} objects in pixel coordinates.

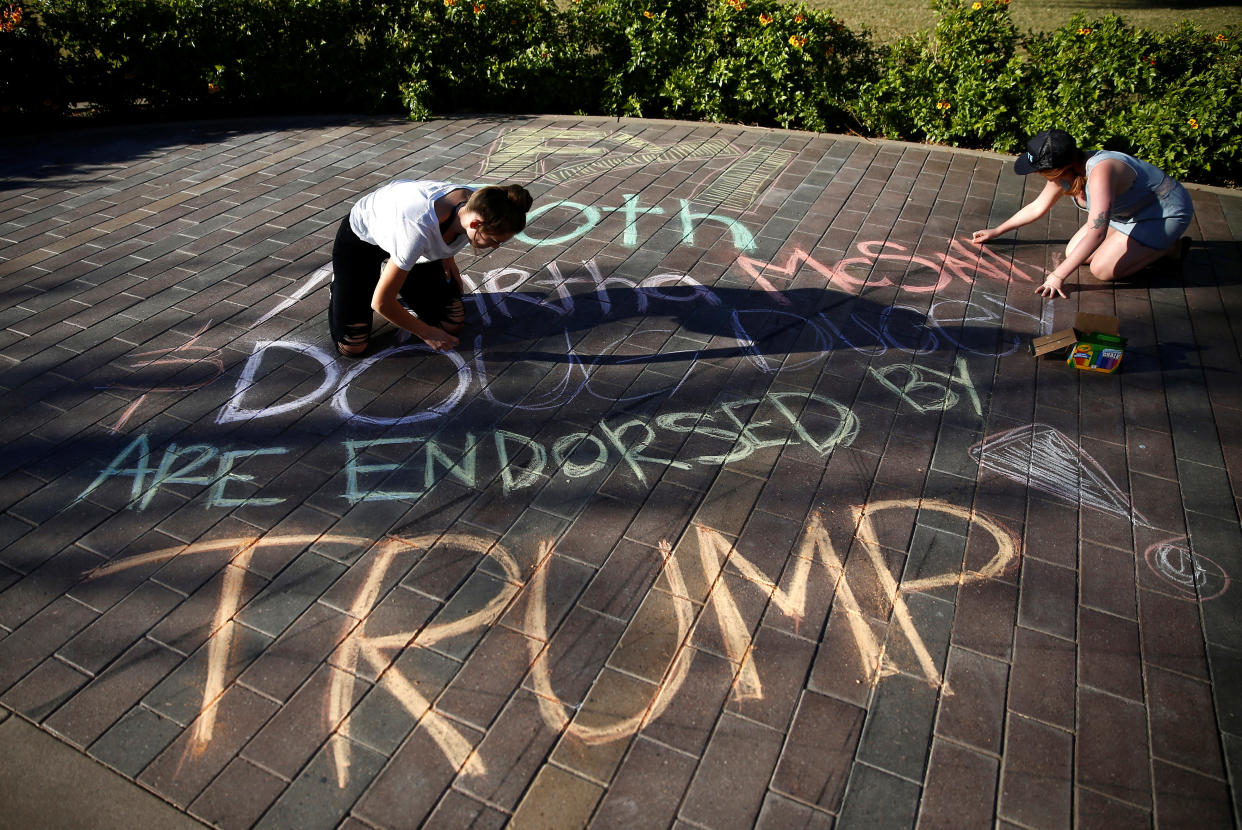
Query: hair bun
[{"left": 505, "top": 184, "right": 534, "bottom": 213}]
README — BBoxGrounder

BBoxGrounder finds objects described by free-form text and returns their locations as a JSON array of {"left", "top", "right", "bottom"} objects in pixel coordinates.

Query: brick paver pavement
[{"left": 1, "top": 114, "right": 1240, "bottom": 828}]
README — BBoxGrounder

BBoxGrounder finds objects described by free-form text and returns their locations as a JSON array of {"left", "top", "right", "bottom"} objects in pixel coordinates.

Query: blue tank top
[{"left": 1079, "top": 150, "right": 1177, "bottom": 221}]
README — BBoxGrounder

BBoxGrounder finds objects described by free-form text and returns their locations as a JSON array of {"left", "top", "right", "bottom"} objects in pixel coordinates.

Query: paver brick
[
  {"left": 918, "top": 740, "right": 999, "bottom": 830},
  {"left": 0, "top": 656, "right": 90, "bottom": 722},
  {"left": 771, "top": 690, "right": 864, "bottom": 811},
  {"left": 549, "top": 666, "right": 655, "bottom": 785},
  {"left": 0, "top": 595, "right": 99, "bottom": 695},
  {"left": 189, "top": 758, "right": 288, "bottom": 830},
  {"left": 641, "top": 646, "right": 735, "bottom": 755},
  {"left": 754, "top": 793, "right": 834, "bottom": 830},
  {"left": 1146, "top": 666, "right": 1224, "bottom": 778},
  {"left": 589, "top": 736, "right": 697, "bottom": 828},
  {"left": 578, "top": 538, "right": 672, "bottom": 623},
  {"left": 1077, "top": 688, "right": 1151, "bottom": 810},
  {"left": 454, "top": 688, "right": 562, "bottom": 809},
  {"left": 1015, "top": 558, "right": 1075, "bottom": 643},
  {"left": 237, "top": 600, "right": 355, "bottom": 702},
  {"left": 139, "top": 682, "right": 281, "bottom": 807},
  {"left": 327, "top": 586, "right": 439, "bottom": 683},
  {"left": 435, "top": 624, "right": 538, "bottom": 730},
  {"left": 726, "top": 624, "right": 816, "bottom": 731},
  {"left": 343, "top": 644, "right": 460, "bottom": 757},
  {"left": 1078, "top": 607, "right": 1143, "bottom": 701},
  {"left": 1075, "top": 788, "right": 1151, "bottom": 830},
  {"left": 998, "top": 715, "right": 1072, "bottom": 828},
  {"left": 834, "top": 762, "right": 922, "bottom": 828},
  {"left": 1138, "top": 587, "right": 1210, "bottom": 680},
  {"left": 350, "top": 716, "right": 484, "bottom": 828},
  {"left": 143, "top": 622, "right": 272, "bottom": 727},
  {"left": 3, "top": 114, "right": 1240, "bottom": 829},
  {"left": 43, "top": 637, "right": 184, "bottom": 748},
  {"left": 1153, "top": 759, "right": 1235, "bottom": 829},
  {"left": 88, "top": 704, "right": 185, "bottom": 778},
  {"left": 422, "top": 789, "right": 508, "bottom": 830},
  {"left": 255, "top": 735, "right": 387, "bottom": 830},
  {"left": 56, "top": 581, "right": 184, "bottom": 675},
  {"left": 935, "top": 645, "right": 1010, "bottom": 752},
  {"left": 679, "top": 712, "right": 784, "bottom": 830},
  {"left": 510, "top": 764, "right": 604, "bottom": 830},
  {"left": 1079, "top": 540, "right": 1137, "bottom": 619}
]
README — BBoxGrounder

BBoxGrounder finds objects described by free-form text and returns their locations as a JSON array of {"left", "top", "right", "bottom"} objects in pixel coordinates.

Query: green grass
[{"left": 803, "top": 0, "right": 1242, "bottom": 42}]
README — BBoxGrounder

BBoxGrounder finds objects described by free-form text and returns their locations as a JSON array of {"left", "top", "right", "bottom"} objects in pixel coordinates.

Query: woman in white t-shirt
[{"left": 330, "top": 180, "right": 533, "bottom": 354}]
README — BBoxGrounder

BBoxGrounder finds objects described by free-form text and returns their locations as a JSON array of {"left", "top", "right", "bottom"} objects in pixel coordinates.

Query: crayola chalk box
[{"left": 1029, "top": 313, "right": 1126, "bottom": 373}]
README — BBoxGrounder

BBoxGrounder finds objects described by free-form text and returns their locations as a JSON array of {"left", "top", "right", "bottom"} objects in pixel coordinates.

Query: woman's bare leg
[
  {"left": 440, "top": 299, "right": 466, "bottom": 336},
  {"left": 336, "top": 322, "right": 369, "bottom": 356},
  {"left": 1064, "top": 223, "right": 1097, "bottom": 263},
  {"left": 1088, "top": 229, "right": 1170, "bottom": 281}
]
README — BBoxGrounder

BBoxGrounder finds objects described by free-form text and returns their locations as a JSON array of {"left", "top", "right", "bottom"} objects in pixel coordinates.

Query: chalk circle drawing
[
  {"left": 1144, "top": 537, "right": 1230, "bottom": 601},
  {"left": 970, "top": 423, "right": 1151, "bottom": 527}
]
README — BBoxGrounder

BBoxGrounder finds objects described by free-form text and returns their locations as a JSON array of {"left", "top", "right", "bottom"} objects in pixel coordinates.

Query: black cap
[{"left": 1014, "top": 129, "right": 1078, "bottom": 174}]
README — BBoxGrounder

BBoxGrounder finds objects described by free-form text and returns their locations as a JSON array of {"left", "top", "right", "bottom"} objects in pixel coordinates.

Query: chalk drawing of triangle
[{"left": 970, "top": 423, "right": 1149, "bottom": 526}]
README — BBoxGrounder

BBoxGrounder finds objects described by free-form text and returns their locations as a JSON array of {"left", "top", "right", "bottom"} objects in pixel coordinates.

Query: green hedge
[
  {"left": 2, "top": 0, "right": 1239, "bottom": 184},
  {"left": 858, "top": 0, "right": 1241, "bottom": 182}
]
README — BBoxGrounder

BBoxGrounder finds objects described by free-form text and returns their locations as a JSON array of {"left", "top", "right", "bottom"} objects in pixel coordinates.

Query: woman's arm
[
  {"left": 971, "top": 178, "right": 1066, "bottom": 244},
  {"left": 1034, "top": 163, "right": 1118, "bottom": 297},
  {"left": 371, "top": 259, "right": 460, "bottom": 351}
]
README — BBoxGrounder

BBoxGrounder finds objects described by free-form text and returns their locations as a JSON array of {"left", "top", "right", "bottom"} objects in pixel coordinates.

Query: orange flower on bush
[
  {"left": 1188, "top": 117, "right": 1200, "bottom": 129},
  {"left": 472, "top": 2, "right": 484, "bottom": 12},
  {"left": 936, "top": 100, "right": 951, "bottom": 110},
  {"left": 643, "top": 9, "right": 653, "bottom": 17},
  {"left": 972, "top": 2, "right": 982, "bottom": 9},
  {"left": 0, "top": 3, "right": 21, "bottom": 31},
  {"left": 794, "top": 13, "right": 805, "bottom": 22},
  {"left": 1077, "top": 27, "right": 1092, "bottom": 35},
  {"left": 789, "top": 34, "right": 807, "bottom": 47},
  {"left": 444, "top": 0, "right": 456, "bottom": 5},
  {"left": 759, "top": 12, "right": 772, "bottom": 25},
  {"left": 1215, "top": 34, "right": 1228, "bottom": 42}
]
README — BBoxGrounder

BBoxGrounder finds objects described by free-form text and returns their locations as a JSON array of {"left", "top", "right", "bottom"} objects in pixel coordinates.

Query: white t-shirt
[{"left": 348, "top": 180, "right": 471, "bottom": 271}]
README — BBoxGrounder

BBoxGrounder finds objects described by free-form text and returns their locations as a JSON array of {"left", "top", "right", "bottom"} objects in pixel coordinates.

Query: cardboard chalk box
[{"left": 1029, "top": 313, "right": 1126, "bottom": 374}]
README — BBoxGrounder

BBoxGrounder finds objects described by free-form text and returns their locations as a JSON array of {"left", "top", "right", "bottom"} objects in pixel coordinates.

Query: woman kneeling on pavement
[
  {"left": 971, "top": 129, "right": 1194, "bottom": 298},
  {"left": 330, "top": 180, "right": 534, "bottom": 354}
]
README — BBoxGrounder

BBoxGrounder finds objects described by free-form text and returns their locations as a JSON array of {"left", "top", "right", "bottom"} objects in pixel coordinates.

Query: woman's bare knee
[
  {"left": 441, "top": 301, "right": 465, "bottom": 335},
  {"left": 1090, "top": 260, "right": 1121, "bottom": 281},
  {"left": 336, "top": 322, "right": 370, "bottom": 356}
]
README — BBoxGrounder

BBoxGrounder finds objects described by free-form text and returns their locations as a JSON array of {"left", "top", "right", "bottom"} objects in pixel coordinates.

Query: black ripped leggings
[{"left": 329, "top": 217, "right": 463, "bottom": 350}]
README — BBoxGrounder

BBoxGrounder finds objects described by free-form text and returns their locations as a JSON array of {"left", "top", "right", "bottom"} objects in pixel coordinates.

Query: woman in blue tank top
[{"left": 970, "top": 130, "right": 1194, "bottom": 298}]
